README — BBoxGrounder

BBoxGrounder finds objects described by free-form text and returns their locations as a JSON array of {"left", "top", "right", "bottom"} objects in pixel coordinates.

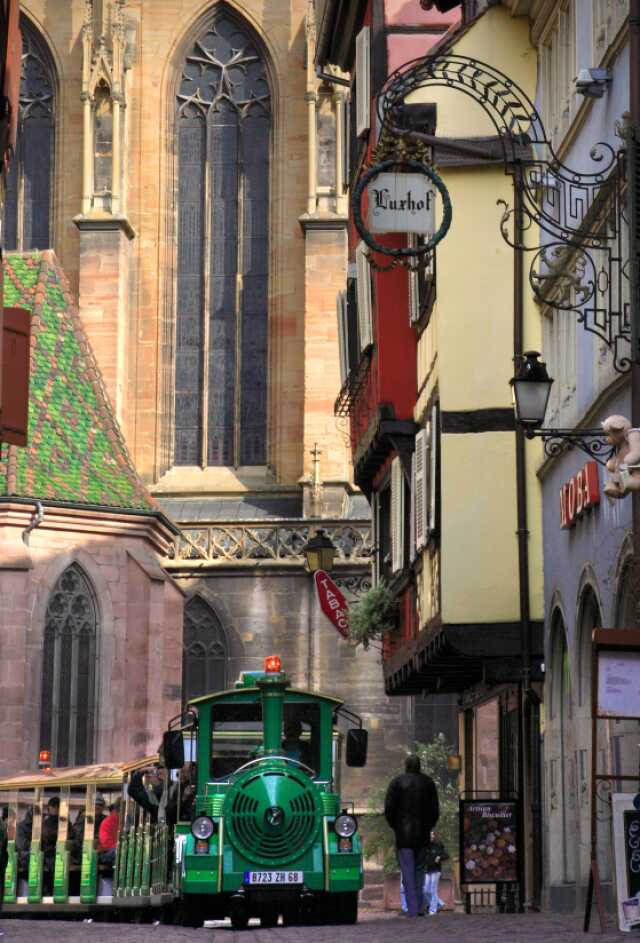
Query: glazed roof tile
[{"left": 0, "top": 251, "right": 154, "bottom": 511}]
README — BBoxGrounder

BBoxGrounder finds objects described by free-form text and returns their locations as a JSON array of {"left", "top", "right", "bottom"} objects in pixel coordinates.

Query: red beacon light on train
[
  {"left": 264, "top": 655, "right": 282, "bottom": 673},
  {"left": 38, "top": 750, "right": 52, "bottom": 772}
]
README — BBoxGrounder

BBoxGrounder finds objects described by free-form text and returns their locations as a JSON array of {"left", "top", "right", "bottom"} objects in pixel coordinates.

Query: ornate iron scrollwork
[
  {"left": 377, "top": 53, "right": 630, "bottom": 372},
  {"left": 524, "top": 427, "right": 615, "bottom": 466}
]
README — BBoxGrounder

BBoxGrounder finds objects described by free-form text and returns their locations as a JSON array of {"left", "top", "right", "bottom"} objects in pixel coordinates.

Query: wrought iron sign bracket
[
  {"left": 523, "top": 428, "right": 614, "bottom": 466},
  {"left": 372, "top": 53, "right": 632, "bottom": 373}
]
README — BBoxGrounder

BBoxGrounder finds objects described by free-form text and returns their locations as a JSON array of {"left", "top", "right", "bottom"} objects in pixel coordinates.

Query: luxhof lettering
[
  {"left": 370, "top": 188, "right": 433, "bottom": 215},
  {"left": 366, "top": 172, "right": 436, "bottom": 235}
]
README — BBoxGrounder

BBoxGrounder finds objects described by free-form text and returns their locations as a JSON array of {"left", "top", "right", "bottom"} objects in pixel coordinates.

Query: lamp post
[
  {"left": 510, "top": 352, "right": 614, "bottom": 466},
  {"left": 301, "top": 529, "right": 338, "bottom": 688}
]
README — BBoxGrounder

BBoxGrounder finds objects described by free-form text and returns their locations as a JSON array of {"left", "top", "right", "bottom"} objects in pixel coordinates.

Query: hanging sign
[
  {"left": 559, "top": 460, "right": 600, "bottom": 529},
  {"left": 352, "top": 158, "right": 452, "bottom": 261},
  {"left": 459, "top": 799, "right": 520, "bottom": 884},
  {"left": 314, "top": 570, "right": 349, "bottom": 639},
  {"left": 367, "top": 172, "right": 436, "bottom": 235}
]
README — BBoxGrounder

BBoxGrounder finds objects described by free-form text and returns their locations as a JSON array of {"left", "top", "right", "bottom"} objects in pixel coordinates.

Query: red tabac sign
[
  {"left": 314, "top": 570, "right": 349, "bottom": 639},
  {"left": 560, "top": 461, "right": 600, "bottom": 529}
]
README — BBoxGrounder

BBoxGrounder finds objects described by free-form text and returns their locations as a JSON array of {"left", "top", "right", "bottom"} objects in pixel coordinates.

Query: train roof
[
  {"left": 188, "top": 684, "right": 343, "bottom": 708},
  {"left": 0, "top": 755, "right": 158, "bottom": 791}
]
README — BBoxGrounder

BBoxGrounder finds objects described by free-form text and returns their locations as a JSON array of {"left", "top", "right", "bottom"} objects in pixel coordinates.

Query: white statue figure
[{"left": 602, "top": 415, "right": 640, "bottom": 499}]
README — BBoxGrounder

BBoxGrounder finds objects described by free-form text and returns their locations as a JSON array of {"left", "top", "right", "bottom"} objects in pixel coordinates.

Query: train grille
[{"left": 226, "top": 767, "right": 321, "bottom": 866}]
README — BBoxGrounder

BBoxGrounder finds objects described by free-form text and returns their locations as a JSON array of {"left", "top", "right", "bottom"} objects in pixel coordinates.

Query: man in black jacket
[{"left": 384, "top": 754, "right": 439, "bottom": 918}]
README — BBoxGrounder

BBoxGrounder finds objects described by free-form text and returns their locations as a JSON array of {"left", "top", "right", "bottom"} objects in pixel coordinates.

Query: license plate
[{"left": 243, "top": 871, "right": 303, "bottom": 885}]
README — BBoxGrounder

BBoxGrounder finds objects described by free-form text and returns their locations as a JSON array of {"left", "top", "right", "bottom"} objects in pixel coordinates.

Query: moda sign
[
  {"left": 560, "top": 460, "right": 600, "bottom": 529},
  {"left": 367, "top": 172, "right": 436, "bottom": 235}
]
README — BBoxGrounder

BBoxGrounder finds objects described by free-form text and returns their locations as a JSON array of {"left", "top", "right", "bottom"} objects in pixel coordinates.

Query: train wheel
[
  {"left": 230, "top": 900, "right": 249, "bottom": 930},
  {"left": 260, "top": 906, "right": 279, "bottom": 928},
  {"left": 334, "top": 892, "right": 358, "bottom": 925}
]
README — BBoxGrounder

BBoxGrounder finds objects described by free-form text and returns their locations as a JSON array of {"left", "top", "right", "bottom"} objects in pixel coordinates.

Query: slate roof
[{"left": 0, "top": 251, "right": 154, "bottom": 511}]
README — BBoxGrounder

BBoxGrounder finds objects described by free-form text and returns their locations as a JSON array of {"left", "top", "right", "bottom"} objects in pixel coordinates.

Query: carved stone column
[{"left": 74, "top": 0, "right": 134, "bottom": 432}]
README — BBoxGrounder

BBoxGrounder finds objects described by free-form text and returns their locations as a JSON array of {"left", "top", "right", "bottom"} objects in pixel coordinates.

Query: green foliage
[
  {"left": 348, "top": 583, "right": 396, "bottom": 649},
  {"left": 363, "top": 733, "right": 459, "bottom": 874}
]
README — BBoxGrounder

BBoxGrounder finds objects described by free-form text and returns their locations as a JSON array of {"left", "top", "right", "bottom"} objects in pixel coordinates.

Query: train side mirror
[
  {"left": 345, "top": 728, "right": 368, "bottom": 767},
  {"left": 162, "top": 730, "right": 184, "bottom": 770}
]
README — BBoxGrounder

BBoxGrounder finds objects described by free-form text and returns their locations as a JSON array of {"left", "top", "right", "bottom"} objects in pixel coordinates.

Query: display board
[
  {"left": 612, "top": 794, "right": 640, "bottom": 931},
  {"left": 597, "top": 650, "right": 640, "bottom": 718},
  {"left": 459, "top": 800, "right": 519, "bottom": 884}
]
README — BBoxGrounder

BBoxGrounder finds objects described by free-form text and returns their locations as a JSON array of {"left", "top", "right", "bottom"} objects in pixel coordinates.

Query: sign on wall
[
  {"left": 597, "top": 650, "right": 640, "bottom": 718},
  {"left": 560, "top": 460, "right": 600, "bottom": 529},
  {"left": 459, "top": 799, "right": 519, "bottom": 884},
  {"left": 314, "top": 570, "right": 349, "bottom": 639},
  {"left": 612, "top": 794, "right": 640, "bottom": 931},
  {"left": 367, "top": 172, "right": 436, "bottom": 235}
]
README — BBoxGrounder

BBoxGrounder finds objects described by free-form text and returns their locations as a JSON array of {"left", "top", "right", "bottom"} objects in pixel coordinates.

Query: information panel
[
  {"left": 597, "top": 651, "right": 640, "bottom": 718},
  {"left": 612, "top": 794, "right": 640, "bottom": 931},
  {"left": 459, "top": 800, "right": 519, "bottom": 884}
]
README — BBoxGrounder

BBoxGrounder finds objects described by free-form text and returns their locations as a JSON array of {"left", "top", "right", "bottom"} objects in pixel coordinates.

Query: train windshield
[{"left": 211, "top": 703, "right": 263, "bottom": 779}]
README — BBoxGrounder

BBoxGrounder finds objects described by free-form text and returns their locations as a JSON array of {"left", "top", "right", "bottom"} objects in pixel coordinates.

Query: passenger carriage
[{"left": 0, "top": 657, "right": 368, "bottom": 928}]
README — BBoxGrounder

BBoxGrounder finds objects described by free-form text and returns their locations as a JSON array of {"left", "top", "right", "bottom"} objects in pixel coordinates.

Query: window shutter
[
  {"left": 410, "top": 451, "right": 416, "bottom": 563},
  {"left": 371, "top": 490, "right": 379, "bottom": 586},
  {"left": 428, "top": 403, "right": 439, "bottom": 533},
  {"left": 414, "top": 427, "right": 428, "bottom": 550},
  {"left": 336, "top": 291, "right": 349, "bottom": 386},
  {"left": 355, "top": 27, "right": 370, "bottom": 137},
  {"left": 356, "top": 241, "right": 373, "bottom": 352},
  {"left": 391, "top": 456, "right": 405, "bottom": 573},
  {"left": 346, "top": 271, "right": 360, "bottom": 371}
]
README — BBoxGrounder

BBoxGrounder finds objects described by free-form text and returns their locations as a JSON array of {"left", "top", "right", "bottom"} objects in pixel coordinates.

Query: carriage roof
[{"left": 0, "top": 755, "right": 158, "bottom": 791}]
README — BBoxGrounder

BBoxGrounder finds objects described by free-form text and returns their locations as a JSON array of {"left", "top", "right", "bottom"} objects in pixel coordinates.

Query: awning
[{"left": 383, "top": 617, "right": 544, "bottom": 696}]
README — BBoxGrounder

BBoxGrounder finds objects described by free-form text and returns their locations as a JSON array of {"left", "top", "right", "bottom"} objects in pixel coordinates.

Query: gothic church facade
[{"left": 0, "top": 0, "right": 411, "bottom": 800}]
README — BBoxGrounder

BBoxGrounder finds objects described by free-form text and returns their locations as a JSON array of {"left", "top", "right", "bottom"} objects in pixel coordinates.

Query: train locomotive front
[{"left": 171, "top": 657, "right": 367, "bottom": 929}]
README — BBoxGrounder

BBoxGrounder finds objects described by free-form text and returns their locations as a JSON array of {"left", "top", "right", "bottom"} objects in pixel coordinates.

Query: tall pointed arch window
[
  {"left": 182, "top": 596, "right": 228, "bottom": 702},
  {"left": 4, "top": 15, "right": 55, "bottom": 251},
  {"left": 39, "top": 564, "right": 98, "bottom": 767},
  {"left": 175, "top": 9, "right": 270, "bottom": 468}
]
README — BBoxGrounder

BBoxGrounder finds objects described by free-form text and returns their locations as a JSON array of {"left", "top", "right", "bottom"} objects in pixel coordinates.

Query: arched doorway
[{"left": 547, "top": 609, "right": 576, "bottom": 894}]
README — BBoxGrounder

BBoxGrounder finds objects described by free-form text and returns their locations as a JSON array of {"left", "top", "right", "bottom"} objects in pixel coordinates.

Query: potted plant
[{"left": 348, "top": 583, "right": 396, "bottom": 650}]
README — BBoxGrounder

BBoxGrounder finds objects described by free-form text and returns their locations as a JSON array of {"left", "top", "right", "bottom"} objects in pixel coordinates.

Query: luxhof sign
[{"left": 367, "top": 172, "right": 436, "bottom": 235}]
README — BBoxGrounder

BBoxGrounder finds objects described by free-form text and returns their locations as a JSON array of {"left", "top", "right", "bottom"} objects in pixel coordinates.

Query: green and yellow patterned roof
[{"left": 0, "top": 251, "right": 153, "bottom": 511}]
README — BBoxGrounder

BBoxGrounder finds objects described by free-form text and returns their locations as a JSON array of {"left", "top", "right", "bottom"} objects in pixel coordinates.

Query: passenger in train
[
  {"left": 69, "top": 794, "right": 106, "bottom": 865},
  {"left": 42, "top": 797, "right": 60, "bottom": 892},
  {"left": 166, "top": 763, "right": 196, "bottom": 824},
  {"left": 16, "top": 807, "right": 33, "bottom": 873},
  {"left": 97, "top": 798, "right": 121, "bottom": 867},
  {"left": 128, "top": 768, "right": 163, "bottom": 822}
]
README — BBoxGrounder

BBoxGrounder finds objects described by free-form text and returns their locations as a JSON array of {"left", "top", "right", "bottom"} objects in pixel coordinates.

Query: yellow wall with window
[{"left": 411, "top": 4, "right": 544, "bottom": 628}]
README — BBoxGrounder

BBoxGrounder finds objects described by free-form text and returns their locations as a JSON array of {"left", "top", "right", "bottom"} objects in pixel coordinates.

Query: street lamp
[
  {"left": 510, "top": 351, "right": 614, "bottom": 465},
  {"left": 510, "top": 351, "right": 554, "bottom": 427},
  {"left": 302, "top": 528, "right": 337, "bottom": 573}
]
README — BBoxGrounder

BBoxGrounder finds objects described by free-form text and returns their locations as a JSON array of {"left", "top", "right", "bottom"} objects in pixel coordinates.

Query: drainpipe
[
  {"left": 630, "top": 0, "right": 640, "bottom": 594},
  {"left": 513, "top": 179, "right": 538, "bottom": 910},
  {"left": 22, "top": 500, "right": 44, "bottom": 545}
]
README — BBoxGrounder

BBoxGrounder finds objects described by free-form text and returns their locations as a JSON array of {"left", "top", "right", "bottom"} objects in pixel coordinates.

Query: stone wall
[{"left": 0, "top": 504, "right": 183, "bottom": 776}]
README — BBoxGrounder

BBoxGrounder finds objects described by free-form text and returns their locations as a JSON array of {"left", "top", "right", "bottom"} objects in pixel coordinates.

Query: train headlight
[
  {"left": 334, "top": 813, "right": 357, "bottom": 838},
  {"left": 191, "top": 816, "right": 215, "bottom": 840}
]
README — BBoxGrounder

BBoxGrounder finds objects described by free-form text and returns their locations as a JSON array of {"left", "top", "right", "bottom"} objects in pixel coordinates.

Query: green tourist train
[{"left": 0, "top": 657, "right": 368, "bottom": 929}]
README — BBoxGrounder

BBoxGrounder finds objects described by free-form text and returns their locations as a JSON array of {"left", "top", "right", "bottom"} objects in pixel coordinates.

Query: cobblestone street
[{"left": 0, "top": 911, "right": 632, "bottom": 943}]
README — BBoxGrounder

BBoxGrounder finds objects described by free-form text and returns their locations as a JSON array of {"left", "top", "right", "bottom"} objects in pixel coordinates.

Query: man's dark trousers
[{"left": 397, "top": 846, "right": 427, "bottom": 917}]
